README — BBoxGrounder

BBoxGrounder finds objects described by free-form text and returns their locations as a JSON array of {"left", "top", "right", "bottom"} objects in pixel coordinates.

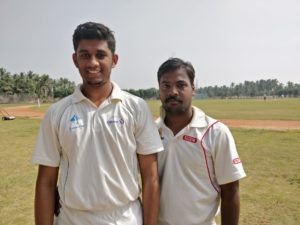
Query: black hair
[
  {"left": 72, "top": 22, "right": 116, "bottom": 53},
  {"left": 157, "top": 58, "right": 195, "bottom": 85}
]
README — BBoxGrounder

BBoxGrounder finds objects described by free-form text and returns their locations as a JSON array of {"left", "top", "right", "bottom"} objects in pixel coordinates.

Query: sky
[{"left": 1, "top": 0, "right": 299, "bottom": 89}]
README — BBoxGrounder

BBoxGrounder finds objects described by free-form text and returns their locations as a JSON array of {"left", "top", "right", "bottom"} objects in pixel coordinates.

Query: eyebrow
[
  {"left": 161, "top": 79, "right": 187, "bottom": 84},
  {"left": 78, "top": 50, "right": 89, "bottom": 53},
  {"left": 78, "top": 49, "right": 107, "bottom": 54}
]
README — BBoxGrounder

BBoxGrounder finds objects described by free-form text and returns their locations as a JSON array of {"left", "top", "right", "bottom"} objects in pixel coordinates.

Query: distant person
[
  {"left": 32, "top": 22, "right": 163, "bottom": 225},
  {"left": 156, "top": 58, "right": 246, "bottom": 225}
]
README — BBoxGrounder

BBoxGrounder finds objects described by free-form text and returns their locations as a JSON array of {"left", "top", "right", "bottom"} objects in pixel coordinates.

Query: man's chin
[
  {"left": 87, "top": 80, "right": 106, "bottom": 87},
  {"left": 164, "top": 106, "right": 186, "bottom": 116}
]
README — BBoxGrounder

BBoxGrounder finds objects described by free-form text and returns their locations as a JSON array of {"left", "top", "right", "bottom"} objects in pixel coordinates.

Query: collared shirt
[
  {"left": 157, "top": 106, "right": 246, "bottom": 225},
  {"left": 32, "top": 82, "right": 163, "bottom": 212}
]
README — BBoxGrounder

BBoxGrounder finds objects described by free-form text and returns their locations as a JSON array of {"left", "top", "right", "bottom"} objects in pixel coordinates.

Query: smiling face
[
  {"left": 72, "top": 39, "right": 118, "bottom": 90},
  {"left": 159, "top": 67, "right": 195, "bottom": 116}
]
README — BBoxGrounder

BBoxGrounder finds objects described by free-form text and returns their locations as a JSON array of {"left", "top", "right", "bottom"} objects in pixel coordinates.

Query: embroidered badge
[
  {"left": 183, "top": 135, "right": 197, "bottom": 143},
  {"left": 232, "top": 157, "right": 241, "bottom": 164},
  {"left": 107, "top": 117, "right": 125, "bottom": 126},
  {"left": 70, "top": 115, "right": 84, "bottom": 130}
]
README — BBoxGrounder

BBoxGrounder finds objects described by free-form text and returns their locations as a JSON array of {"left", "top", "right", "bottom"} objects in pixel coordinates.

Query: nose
[
  {"left": 168, "top": 86, "right": 179, "bottom": 96},
  {"left": 88, "top": 55, "right": 99, "bottom": 67}
]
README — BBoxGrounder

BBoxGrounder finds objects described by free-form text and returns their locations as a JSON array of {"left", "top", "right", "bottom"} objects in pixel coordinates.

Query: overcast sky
[{"left": 1, "top": 0, "right": 299, "bottom": 89}]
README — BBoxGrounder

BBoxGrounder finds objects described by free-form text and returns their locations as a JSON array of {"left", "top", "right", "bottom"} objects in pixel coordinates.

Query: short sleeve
[
  {"left": 134, "top": 100, "right": 164, "bottom": 155},
  {"left": 212, "top": 123, "right": 246, "bottom": 185},
  {"left": 31, "top": 107, "right": 61, "bottom": 167}
]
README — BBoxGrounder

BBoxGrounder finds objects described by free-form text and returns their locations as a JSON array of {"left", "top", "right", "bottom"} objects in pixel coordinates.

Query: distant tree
[
  {"left": 197, "top": 78, "right": 299, "bottom": 98},
  {"left": 53, "top": 78, "right": 75, "bottom": 98},
  {"left": 1, "top": 68, "right": 299, "bottom": 98},
  {"left": 0, "top": 68, "right": 14, "bottom": 94}
]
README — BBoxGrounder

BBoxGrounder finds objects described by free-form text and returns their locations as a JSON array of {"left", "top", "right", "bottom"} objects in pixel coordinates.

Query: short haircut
[
  {"left": 72, "top": 22, "right": 116, "bottom": 53},
  {"left": 157, "top": 58, "right": 195, "bottom": 85}
]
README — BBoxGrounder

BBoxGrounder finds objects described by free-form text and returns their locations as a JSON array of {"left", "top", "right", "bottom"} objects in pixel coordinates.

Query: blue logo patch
[
  {"left": 107, "top": 117, "right": 125, "bottom": 126},
  {"left": 70, "top": 114, "right": 84, "bottom": 130}
]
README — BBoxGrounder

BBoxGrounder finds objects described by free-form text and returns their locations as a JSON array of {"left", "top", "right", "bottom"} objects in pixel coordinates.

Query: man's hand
[
  {"left": 54, "top": 186, "right": 61, "bottom": 216},
  {"left": 34, "top": 165, "right": 59, "bottom": 225},
  {"left": 138, "top": 153, "right": 160, "bottom": 225},
  {"left": 220, "top": 181, "right": 240, "bottom": 225}
]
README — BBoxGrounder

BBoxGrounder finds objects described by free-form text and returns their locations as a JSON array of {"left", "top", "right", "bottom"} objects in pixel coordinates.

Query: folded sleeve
[{"left": 31, "top": 107, "right": 61, "bottom": 167}]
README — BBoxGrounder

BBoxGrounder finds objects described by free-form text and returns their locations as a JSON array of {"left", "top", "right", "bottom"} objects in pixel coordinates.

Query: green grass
[
  {"left": 29, "top": 104, "right": 52, "bottom": 112},
  {"left": 3, "top": 98, "right": 300, "bottom": 121},
  {"left": 1, "top": 120, "right": 300, "bottom": 224},
  {"left": 0, "top": 118, "right": 40, "bottom": 225},
  {"left": 1, "top": 99, "right": 300, "bottom": 224},
  {"left": 0, "top": 103, "right": 33, "bottom": 109},
  {"left": 232, "top": 129, "right": 300, "bottom": 225},
  {"left": 148, "top": 98, "right": 300, "bottom": 120}
]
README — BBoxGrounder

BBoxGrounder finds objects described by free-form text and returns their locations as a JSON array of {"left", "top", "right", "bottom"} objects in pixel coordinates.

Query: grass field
[
  {"left": 20, "top": 98, "right": 300, "bottom": 121},
  {"left": 148, "top": 98, "right": 300, "bottom": 120},
  {"left": 0, "top": 118, "right": 40, "bottom": 225},
  {"left": 1, "top": 99, "right": 300, "bottom": 224}
]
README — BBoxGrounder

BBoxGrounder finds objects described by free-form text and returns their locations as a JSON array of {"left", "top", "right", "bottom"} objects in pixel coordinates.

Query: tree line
[
  {"left": 0, "top": 68, "right": 75, "bottom": 99},
  {"left": 198, "top": 79, "right": 300, "bottom": 98},
  {"left": 1, "top": 67, "right": 299, "bottom": 100},
  {"left": 125, "top": 79, "right": 300, "bottom": 99}
]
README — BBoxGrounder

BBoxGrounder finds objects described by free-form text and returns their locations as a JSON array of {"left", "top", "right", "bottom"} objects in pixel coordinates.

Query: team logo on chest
[
  {"left": 69, "top": 114, "right": 84, "bottom": 130},
  {"left": 183, "top": 135, "right": 197, "bottom": 143},
  {"left": 107, "top": 117, "right": 125, "bottom": 126}
]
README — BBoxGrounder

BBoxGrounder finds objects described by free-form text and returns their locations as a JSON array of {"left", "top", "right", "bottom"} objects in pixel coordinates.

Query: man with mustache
[
  {"left": 156, "top": 58, "right": 246, "bottom": 225},
  {"left": 32, "top": 22, "right": 163, "bottom": 225}
]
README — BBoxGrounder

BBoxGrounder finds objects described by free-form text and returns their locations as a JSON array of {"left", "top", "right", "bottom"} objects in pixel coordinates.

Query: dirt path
[
  {"left": 2, "top": 105, "right": 45, "bottom": 119},
  {"left": 220, "top": 119, "right": 300, "bottom": 131},
  {"left": 2, "top": 105, "right": 300, "bottom": 131}
]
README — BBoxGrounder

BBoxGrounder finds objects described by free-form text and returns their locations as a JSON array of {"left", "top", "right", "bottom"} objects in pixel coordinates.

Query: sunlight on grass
[{"left": 147, "top": 98, "right": 300, "bottom": 120}]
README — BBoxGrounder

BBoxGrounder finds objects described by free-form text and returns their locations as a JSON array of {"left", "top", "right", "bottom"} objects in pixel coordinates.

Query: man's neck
[
  {"left": 164, "top": 108, "right": 193, "bottom": 135},
  {"left": 81, "top": 81, "right": 113, "bottom": 107}
]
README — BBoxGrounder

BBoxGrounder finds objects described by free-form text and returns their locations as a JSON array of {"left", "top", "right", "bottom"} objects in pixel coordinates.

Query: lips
[
  {"left": 85, "top": 68, "right": 102, "bottom": 77},
  {"left": 165, "top": 96, "right": 181, "bottom": 103},
  {"left": 87, "top": 69, "right": 101, "bottom": 74}
]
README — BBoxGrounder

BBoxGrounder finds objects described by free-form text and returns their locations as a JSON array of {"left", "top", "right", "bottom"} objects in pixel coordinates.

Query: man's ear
[
  {"left": 72, "top": 53, "right": 79, "bottom": 68},
  {"left": 192, "top": 84, "right": 195, "bottom": 96},
  {"left": 112, "top": 54, "right": 119, "bottom": 68}
]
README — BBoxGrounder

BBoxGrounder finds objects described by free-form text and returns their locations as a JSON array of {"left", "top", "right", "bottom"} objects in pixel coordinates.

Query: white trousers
[{"left": 54, "top": 200, "right": 142, "bottom": 225}]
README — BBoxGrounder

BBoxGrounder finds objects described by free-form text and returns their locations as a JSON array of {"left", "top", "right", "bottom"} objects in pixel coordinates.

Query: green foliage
[
  {"left": 198, "top": 79, "right": 300, "bottom": 98},
  {"left": 0, "top": 68, "right": 75, "bottom": 99},
  {"left": 53, "top": 78, "right": 75, "bottom": 98},
  {"left": 124, "top": 88, "right": 158, "bottom": 99},
  {"left": 126, "top": 79, "right": 300, "bottom": 99}
]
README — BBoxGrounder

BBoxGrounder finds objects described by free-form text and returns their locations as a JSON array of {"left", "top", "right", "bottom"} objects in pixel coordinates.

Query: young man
[
  {"left": 32, "top": 22, "right": 163, "bottom": 225},
  {"left": 156, "top": 58, "right": 246, "bottom": 225}
]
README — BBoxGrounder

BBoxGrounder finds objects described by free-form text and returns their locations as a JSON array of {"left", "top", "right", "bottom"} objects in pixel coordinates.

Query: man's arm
[
  {"left": 138, "top": 153, "right": 160, "bottom": 225},
  {"left": 34, "top": 165, "right": 59, "bottom": 225},
  {"left": 220, "top": 180, "right": 240, "bottom": 225}
]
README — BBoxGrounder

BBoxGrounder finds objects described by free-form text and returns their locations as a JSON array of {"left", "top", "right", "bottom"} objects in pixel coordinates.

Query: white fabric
[
  {"left": 157, "top": 106, "right": 246, "bottom": 225},
  {"left": 54, "top": 199, "right": 142, "bottom": 225},
  {"left": 32, "top": 82, "right": 163, "bottom": 217}
]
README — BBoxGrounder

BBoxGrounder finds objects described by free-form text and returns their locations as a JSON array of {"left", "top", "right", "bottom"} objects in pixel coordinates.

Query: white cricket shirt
[
  {"left": 32, "top": 82, "right": 163, "bottom": 212},
  {"left": 157, "top": 106, "right": 246, "bottom": 225}
]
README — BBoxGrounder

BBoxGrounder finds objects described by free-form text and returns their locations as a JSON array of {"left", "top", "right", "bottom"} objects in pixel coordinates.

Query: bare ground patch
[
  {"left": 2, "top": 105, "right": 44, "bottom": 119},
  {"left": 221, "top": 119, "right": 300, "bottom": 131}
]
